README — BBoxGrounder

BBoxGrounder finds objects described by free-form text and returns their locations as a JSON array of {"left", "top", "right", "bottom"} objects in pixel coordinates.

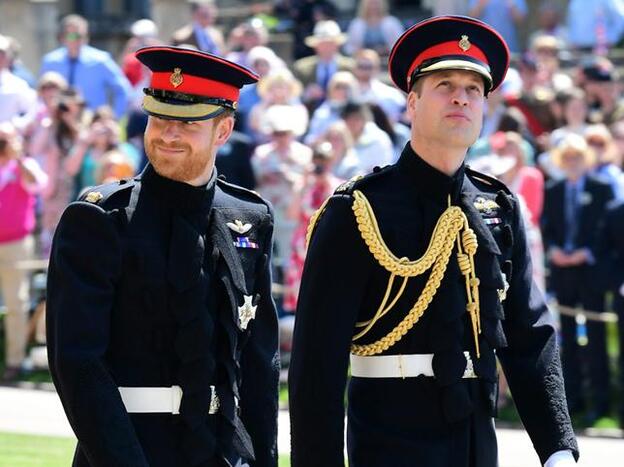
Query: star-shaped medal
[{"left": 238, "top": 295, "right": 257, "bottom": 330}]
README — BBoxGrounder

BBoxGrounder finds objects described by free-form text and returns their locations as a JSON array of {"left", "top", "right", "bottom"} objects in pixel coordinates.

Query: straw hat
[{"left": 304, "top": 20, "right": 347, "bottom": 48}]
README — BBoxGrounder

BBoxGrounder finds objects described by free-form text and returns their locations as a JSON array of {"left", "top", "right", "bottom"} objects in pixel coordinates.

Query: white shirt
[
  {"left": 356, "top": 79, "right": 406, "bottom": 123},
  {"left": 0, "top": 69, "right": 36, "bottom": 127}
]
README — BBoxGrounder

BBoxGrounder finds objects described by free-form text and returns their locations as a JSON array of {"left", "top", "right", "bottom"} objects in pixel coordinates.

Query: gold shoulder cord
[{"left": 350, "top": 190, "right": 482, "bottom": 357}]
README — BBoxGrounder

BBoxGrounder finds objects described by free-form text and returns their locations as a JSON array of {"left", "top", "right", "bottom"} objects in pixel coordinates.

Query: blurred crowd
[{"left": 1, "top": 0, "right": 624, "bottom": 428}]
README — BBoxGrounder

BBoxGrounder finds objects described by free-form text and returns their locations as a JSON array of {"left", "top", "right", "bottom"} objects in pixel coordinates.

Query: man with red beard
[{"left": 46, "top": 46, "right": 279, "bottom": 467}]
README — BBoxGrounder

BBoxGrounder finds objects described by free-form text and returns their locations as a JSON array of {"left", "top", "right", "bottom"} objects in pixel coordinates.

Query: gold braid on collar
[{"left": 348, "top": 190, "right": 481, "bottom": 357}]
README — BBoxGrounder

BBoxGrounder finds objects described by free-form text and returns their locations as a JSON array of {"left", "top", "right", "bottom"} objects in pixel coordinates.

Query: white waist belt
[
  {"left": 118, "top": 385, "right": 220, "bottom": 415},
  {"left": 350, "top": 352, "right": 477, "bottom": 379}
]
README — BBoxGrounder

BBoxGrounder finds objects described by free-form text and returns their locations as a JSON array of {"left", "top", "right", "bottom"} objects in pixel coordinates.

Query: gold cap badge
[
  {"left": 85, "top": 191, "right": 103, "bottom": 203},
  {"left": 459, "top": 35, "right": 471, "bottom": 52},
  {"left": 170, "top": 68, "right": 184, "bottom": 88}
]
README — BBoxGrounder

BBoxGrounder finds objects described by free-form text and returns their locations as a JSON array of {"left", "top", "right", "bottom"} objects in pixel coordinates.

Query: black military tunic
[
  {"left": 289, "top": 144, "right": 578, "bottom": 467},
  {"left": 47, "top": 164, "right": 279, "bottom": 467}
]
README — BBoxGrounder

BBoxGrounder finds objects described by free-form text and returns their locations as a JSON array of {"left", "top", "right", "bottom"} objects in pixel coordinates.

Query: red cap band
[
  {"left": 406, "top": 40, "right": 489, "bottom": 82},
  {"left": 151, "top": 71, "right": 240, "bottom": 102}
]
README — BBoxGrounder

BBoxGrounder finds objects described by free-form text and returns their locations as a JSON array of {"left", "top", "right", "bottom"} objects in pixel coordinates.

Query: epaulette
[
  {"left": 78, "top": 178, "right": 137, "bottom": 206},
  {"left": 216, "top": 176, "right": 270, "bottom": 208},
  {"left": 334, "top": 165, "right": 393, "bottom": 195},
  {"left": 465, "top": 166, "right": 512, "bottom": 195}
]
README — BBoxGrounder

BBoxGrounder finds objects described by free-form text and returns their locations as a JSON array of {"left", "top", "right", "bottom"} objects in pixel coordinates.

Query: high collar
[
  {"left": 395, "top": 143, "right": 465, "bottom": 205},
  {"left": 140, "top": 163, "right": 217, "bottom": 213}
]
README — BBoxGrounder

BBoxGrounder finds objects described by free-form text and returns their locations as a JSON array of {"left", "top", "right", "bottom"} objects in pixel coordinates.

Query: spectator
[
  {"left": 344, "top": 0, "right": 404, "bottom": 57},
  {"left": 340, "top": 101, "right": 394, "bottom": 174},
  {"left": 293, "top": 20, "right": 355, "bottom": 110},
  {"left": 121, "top": 19, "right": 161, "bottom": 89},
  {"left": 528, "top": 34, "right": 573, "bottom": 92},
  {"left": 585, "top": 124, "right": 624, "bottom": 199},
  {"left": 468, "top": 0, "right": 528, "bottom": 53},
  {"left": 304, "top": 71, "right": 357, "bottom": 145},
  {"left": 171, "top": 0, "right": 224, "bottom": 54},
  {"left": 284, "top": 141, "right": 343, "bottom": 316},
  {"left": 540, "top": 87, "right": 589, "bottom": 180},
  {"left": 29, "top": 89, "right": 88, "bottom": 255},
  {"left": 23, "top": 72, "right": 68, "bottom": 145},
  {"left": 493, "top": 131, "right": 544, "bottom": 226},
  {"left": 321, "top": 120, "right": 359, "bottom": 180},
  {"left": 567, "top": 0, "right": 624, "bottom": 52},
  {"left": 541, "top": 133, "right": 615, "bottom": 424},
  {"left": 276, "top": 0, "right": 338, "bottom": 60},
  {"left": 0, "top": 35, "right": 36, "bottom": 128},
  {"left": 236, "top": 45, "right": 287, "bottom": 134},
  {"left": 249, "top": 69, "right": 308, "bottom": 144},
  {"left": 252, "top": 105, "right": 312, "bottom": 267},
  {"left": 528, "top": 2, "right": 568, "bottom": 48},
  {"left": 577, "top": 57, "right": 621, "bottom": 125},
  {"left": 226, "top": 18, "right": 269, "bottom": 69},
  {"left": 352, "top": 49, "right": 406, "bottom": 123},
  {"left": 5, "top": 36, "right": 36, "bottom": 88},
  {"left": 40, "top": 14, "right": 131, "bottom": 119},
  {"left": 0, "top": 122, "right": 48, "bottom": 380},
  {"left": 64, "top": 110, "right": 129, "bottom": 195},
  {"left": 215, "top": 130, "right": 256, "bottom": 189}
]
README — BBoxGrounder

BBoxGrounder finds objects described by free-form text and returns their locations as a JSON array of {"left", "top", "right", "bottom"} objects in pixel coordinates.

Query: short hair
[
  {"left": 341, "top": 101, "right": 373, "bottom": 122},
  {"left": 61, "top": 14, "right": 89, "bottom": 35}
]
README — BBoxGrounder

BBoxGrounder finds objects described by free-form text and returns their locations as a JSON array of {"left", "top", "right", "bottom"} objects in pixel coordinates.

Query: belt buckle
[{"left": 462, "top": 352, "right": 477, "bottom": 378}]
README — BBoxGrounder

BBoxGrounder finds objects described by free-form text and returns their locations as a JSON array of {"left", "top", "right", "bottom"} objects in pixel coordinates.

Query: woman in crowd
[
  {"left": 248, "top": 69, "right": 308, "bottom": 144},
  {"left": 344, "top": 0, "right": 404, "bottom": 57},
  {"left": 29, "top": 89, "right": 88, "bottom": 255},
  {"left": 304, "top": 71, "right": 357, "bottom": 145}
]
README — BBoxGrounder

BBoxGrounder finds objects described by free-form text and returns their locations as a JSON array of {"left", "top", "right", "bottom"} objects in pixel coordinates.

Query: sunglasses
[
  {"left": 64, "top": 32, "right": 84, "bottom": 41},
  {"left": 587, "top": 139, "right": 606, "bottom": 148}
]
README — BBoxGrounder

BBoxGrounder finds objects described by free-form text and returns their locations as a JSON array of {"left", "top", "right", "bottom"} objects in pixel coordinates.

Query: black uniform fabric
[
  {"left": 47, "top": 164, "right": 279, "bottom": 467},
  {"left": 289, "top": 144, "right": 578, "bottom": 467},
  {"left": 541, "top": 175, "right": 614, "bottom": 416},
  {"left": 595, "top": 199, "right": 624, "bottom": 421}
]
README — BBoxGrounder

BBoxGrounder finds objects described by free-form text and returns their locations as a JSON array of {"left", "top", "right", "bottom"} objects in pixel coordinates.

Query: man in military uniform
[
  {"left": 47, "top": 46, "right": 279, "bottom": 467},
  {"left": 289, "top": 16, "right": 578, "bottom": 467}
]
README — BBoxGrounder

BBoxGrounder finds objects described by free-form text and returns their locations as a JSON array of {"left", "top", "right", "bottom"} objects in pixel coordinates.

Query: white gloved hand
[{"left": 544, "top": 450, "right": 576, "bottom": 467}]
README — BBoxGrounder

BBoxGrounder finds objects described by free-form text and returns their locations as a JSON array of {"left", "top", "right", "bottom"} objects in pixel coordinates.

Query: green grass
[
  {"left": 0, "top": 432, "right": 76, "bottom": 467},
  {"left": 0, "top": 432, "right": 291, "bottom": 466}
]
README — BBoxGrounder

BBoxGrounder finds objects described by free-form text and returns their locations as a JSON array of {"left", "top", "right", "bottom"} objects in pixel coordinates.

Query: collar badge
[
  {"left": 227, "top": 219, "right": 252, "bottom": 234},
  {"left": 473, "top": 196, "right": 500, "bottom": 215}
]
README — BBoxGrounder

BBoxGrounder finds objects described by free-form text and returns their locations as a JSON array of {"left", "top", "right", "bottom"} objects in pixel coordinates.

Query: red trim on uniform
[
  {"left": 151, "top": 72, "right": 240, "bottom": 101},
  {"left": 406, "top": 41, "right": 489, "bottom": 81}
]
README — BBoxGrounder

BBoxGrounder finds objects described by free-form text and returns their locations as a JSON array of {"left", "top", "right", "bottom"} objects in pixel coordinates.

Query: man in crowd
[
  {"left": 290, "top": 15, "right": 578, "bottom": 467},
  {"left": 542, "top": 133, "right": 615, "bottom": 424},
  {"left": 171, "top": 0, "right": 225, "bottom": 55},
  {"left": 40, "top": 14, "right": 131, "bottom": 119},
  {"left": 293, "top": 20, "right": 354, "bottom": 110},
  {"left": 0, "top": 35, "right": 36, "bottom": 127},
  {"left": 0, "top": 122, "right": 47, "bottom": 380},
  {"left": 47, "top": 46, "right": 279, "bottom": 467}
]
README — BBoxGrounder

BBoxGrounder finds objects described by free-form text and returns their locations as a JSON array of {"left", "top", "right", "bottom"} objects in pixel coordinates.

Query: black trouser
[
  {"left": 614, "top": 294, "right": 624, "bottom": 420},
  {"left": 554, "top": 267, "right": 610, "bottom": 416}
]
